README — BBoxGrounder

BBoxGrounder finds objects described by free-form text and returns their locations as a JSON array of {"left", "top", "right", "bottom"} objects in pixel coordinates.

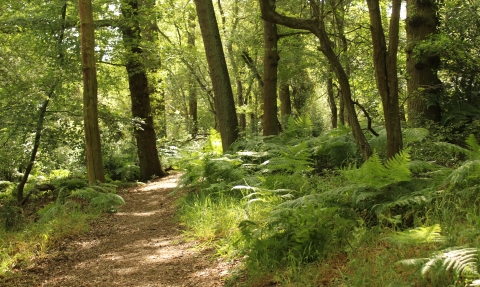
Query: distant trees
[{"left": 2, "top": 0, "right": 480, "bottom": 189}]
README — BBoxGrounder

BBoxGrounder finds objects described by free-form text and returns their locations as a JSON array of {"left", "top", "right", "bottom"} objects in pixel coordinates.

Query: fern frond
[
  {"left": 70, "top": 188, "right": 100, "bottom": 201},
  {"left": 446, "top": 160, "right": 480, "bottom": 186},
  {"left": 403, "top": 128, "right": 429, "bottom": 146},
  {"left": 435, "top": 141, "right": 470, "bottom": 155},
  {"left": 384, "top": 224, "right": 444, "bottom": 245},
  {"left": 342, "top": 150, "right": 411, "bottom": 188},
  {"left": 407, "top": 160, "right": 441, "bottom": 173},
  {"left": 466, "top": 134, "right": 480, "bottom": 159},
  {"left": 422, "top": 247, "right": 479, "bottom": 278}
]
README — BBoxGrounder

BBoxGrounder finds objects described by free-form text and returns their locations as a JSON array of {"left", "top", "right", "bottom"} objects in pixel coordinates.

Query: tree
[
  {"left": 366, "top": 0, "right": 403, "bottom": 159},
  {"left": 258, "top": 0, "right": 373, "bottom": 160},
  {"left": 406, "top": 0, "right": 442, "bottom": 125},
  {"left": 120, "top": 0, "right": 166, "bottom": 181},
  {"left": 79, "top": 0, "right": 105, "bottom": 183},
  {"left": 262, "top": 0, "right": 280, "bottom": 136},
  {"left": 194, "top": 0, "right": 239, "bottom": 151}
]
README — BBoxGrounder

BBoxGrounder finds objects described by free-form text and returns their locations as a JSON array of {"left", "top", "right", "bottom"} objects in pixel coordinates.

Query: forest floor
[{"left": 2, "top": 173, "right": 238, "bottom": 287}]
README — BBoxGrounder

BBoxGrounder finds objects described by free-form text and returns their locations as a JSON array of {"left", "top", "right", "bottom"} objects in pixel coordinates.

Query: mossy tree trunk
[{"left": 406, "top": 0, "right": 442, "bottom": 125}]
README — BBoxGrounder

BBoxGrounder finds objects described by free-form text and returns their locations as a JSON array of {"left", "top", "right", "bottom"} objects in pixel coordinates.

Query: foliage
[{"left": 399, "top": 247, "right": 480, "bottom": 286}]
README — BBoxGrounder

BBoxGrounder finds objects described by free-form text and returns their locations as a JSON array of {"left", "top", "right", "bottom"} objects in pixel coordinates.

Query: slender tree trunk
[
  {"left": 366, "top": 0, "right": 403, "bottom": 159},
  {"left": 279, "top": 82, "right": 291, "bottom": 127},
  {"left": 79, "top": 0, "right": 105, "bottom": 183},
  {"left": 218, "top": 0, "right": 245, "bottom": 134},
  {"left": 406, "top": 0, "right": 442, "bottom": 125},
  {"left": 187, "top": 10, "right": 199, "bottom": 138},
  {"left": 194, "top": 0, "right": 239, "bottom": 151},
  {"left": 327, "top": 76, "right": 338, "bottom": 129},
  {"left": 339, "top": 89, "right": 345, "bottom": 126},
  {"left": 121, "top": 0, "right": 166, "bottom": 181},
  {"left": 17, "top": 1, "right": 69, "bottom": 201},
  {"left": 17, "top": 99, "right": 49, "bottom": 202},
  {"left": 262, "top": 0, "right": 279, "bottom": 136}
]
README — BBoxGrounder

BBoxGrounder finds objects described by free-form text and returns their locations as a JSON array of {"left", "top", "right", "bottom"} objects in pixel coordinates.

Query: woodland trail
[{"left": 3, "top": 173, "right": 234, "bottom": 287}]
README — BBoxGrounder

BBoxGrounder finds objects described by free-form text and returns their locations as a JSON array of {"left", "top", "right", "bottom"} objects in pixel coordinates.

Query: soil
[{"left": 1, "top": 173, "right": 238, "bottom": 287}]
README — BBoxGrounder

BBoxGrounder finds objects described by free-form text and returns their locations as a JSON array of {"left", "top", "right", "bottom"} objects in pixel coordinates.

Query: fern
[
  {"left": 69, "top": 184, "right": 124, "bottom": 213},
  {"left": 264, "top": 141, "right": 313, "bottom": 174},
  {"left": 403, "top": 128, "right": 430, "bottom": 147},
  {"left": 466, "top": 134, "right": 480, "bottom": 160},
  {"left": 384, "top": 224, "right": 444, "bottom": 245},
  {"left": 447, "top": 160, "right": 480, "bottom": 186},
  {"left": 401, "top": 247, "right": 480, "bottom": 283},
  {"left": 342, "top": 150, "right": 411, "bottom": 188}
]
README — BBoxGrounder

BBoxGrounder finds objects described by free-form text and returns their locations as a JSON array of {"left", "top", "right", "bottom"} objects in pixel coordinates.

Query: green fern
[
  {"left": 399, "top": 247, "right": 480, "bottom": 284},
  {"left": 69, "top": 184, "right": 124, "bottom": 213},
  {"left": 384, "top": 224, "right": 444, "bottom": 245},
  {"left": 403, "top": 128, "right": 430, "bottom": 146},
  {"left": 447, "top": 160, "right": 480, "bottom": 186},
  {"left": 466, "top": 134, "right": 480, "bottom": 160},
  {"left": 264, "top": 141, "right": 313, "bottom": 174},
  {"left": 342, "top": 150, "right": 411, "bottom": 188}
]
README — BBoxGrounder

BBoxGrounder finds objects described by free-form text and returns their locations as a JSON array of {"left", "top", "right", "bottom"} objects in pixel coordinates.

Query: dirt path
[{"left": 4, "top": 173, "right": 235, "bottom": 287}]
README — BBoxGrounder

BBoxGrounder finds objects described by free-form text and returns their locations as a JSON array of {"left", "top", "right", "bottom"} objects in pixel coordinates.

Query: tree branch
[{"left": 352, "top": 100, "right": 379, "bottom": 137}]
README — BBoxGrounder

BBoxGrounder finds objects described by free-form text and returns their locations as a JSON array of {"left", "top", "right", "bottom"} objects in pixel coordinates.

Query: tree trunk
[
  {"left": 327, "top": 76, "right": 338, "bottom": 129},
  {"left": 366, "top": 0, "right": 403, "bottom": 159},
  {"left": 218, "top": 0, "right": 245, "bottom": 134},
  {"left": 194, "top": 0, "right": 239, "bottom": 151},
  {"left": 121, "top": 0, "right": 166, "bottom": 181},
  {"left": 17, "top": 1, "right": 69, "bottom": 201},
  {"left": 79, "top": 0, "right": 105, "bottom": 184},
  {"left": 262, "top": 1, "right": 280, "bottom": 136},
  {"left": 339, "top": 89, "right": 345, "bottom": 126},
  {"left": 187, "top": 10, "right": 199, "bottom": 138},
  {"left": 279, "top": 82, "right": 291, "bottom": 128},
  {"left": 142, "top": 0, "right": 167, "bottom": 139},
  {"left": 406, "top": 0, "right": 442, "bottom": 125}
]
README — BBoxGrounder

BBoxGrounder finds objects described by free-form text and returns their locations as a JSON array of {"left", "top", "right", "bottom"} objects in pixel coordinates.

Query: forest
[{"left": 1, "top": 0, "right": 480, "bottom": 286}]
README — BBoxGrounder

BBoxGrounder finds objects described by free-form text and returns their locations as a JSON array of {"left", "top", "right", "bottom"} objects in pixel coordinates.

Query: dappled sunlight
[
  {"left": 72, "top": 239, "right": 101, "bottom": 250},
  {"left": 33, "top": 173, "right": 228, "bottom": 287},
  {"left": 116, "top": 210, "right": 160, "bottom": 217}
]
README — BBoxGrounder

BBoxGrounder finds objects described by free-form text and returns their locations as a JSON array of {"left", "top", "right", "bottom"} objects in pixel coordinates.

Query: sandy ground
[{"left": 2, "top": 173, "right": 236, "bottom": 287}]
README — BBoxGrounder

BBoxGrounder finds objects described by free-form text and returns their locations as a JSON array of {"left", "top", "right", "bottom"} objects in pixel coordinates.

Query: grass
[
  {"left": 0, "top": 180, "right": 125, "bottom": 279},
  {"left": 175, "top": 160, "right": 480, "bottom": 286},
  {"left": 0, "top": 206, "right": 97, "bottom": 277}
]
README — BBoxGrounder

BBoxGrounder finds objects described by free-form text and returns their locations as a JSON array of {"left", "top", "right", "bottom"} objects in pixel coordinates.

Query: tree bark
[
  {"left": 79, "top": 0, "right": 105, "bottom": 183},
  {"left": 257, "top": 1, "right": 372, "bottom": 159},
  {"left": 327, "top": 76, "right": 338, "bottom": 129},
  {"left": 279, "top": 82, "right": 291, "bottom": 120},
  {"left": 121, "top": 0, "right": 166, "bottom": 181},
  {"left": 406, "top": 0, "right": 442, "bottom": 125},
  {"left": 187, "top": 10, "right": 199, "bottom": 138},
  {"left": 262, "top": 5, "right": 280, "bottom": 136},
  {"left": 194, "top": 0, "right": 239, "bottom": 151},
  {"left": 366, "top": 0, "right": 403, "bottom": 159}
]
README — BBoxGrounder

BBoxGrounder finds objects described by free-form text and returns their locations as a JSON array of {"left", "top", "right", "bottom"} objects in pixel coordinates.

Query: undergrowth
[
  {"left": 0, "top": 177, "right": 125, "bottom": 279},
  {"left": 176, "top": 122, "right": 480, "bottom": 286}
]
